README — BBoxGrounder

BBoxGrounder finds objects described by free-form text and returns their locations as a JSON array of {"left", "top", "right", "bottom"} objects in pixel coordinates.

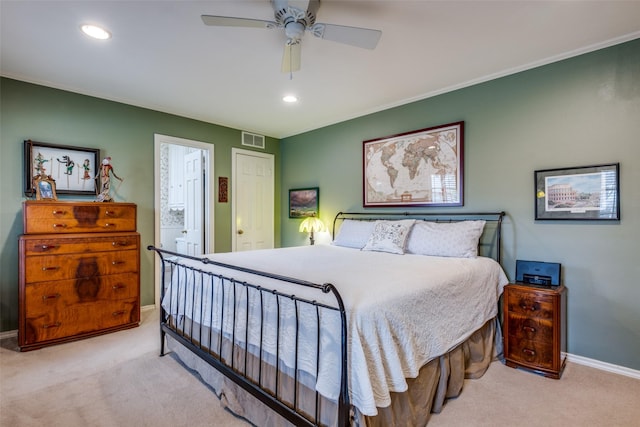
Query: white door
[
  {"left": 184, "top": 150, "right": 203, "bottom": 256},
  {"left": 232, "top": 148, "right": 274, "bottom": 251},
  {"left": 154, "top": 134, "right": 214, "bottom": 309}
]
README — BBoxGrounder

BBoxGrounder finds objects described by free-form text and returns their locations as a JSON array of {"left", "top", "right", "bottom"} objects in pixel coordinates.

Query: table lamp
[{"left": 299, "top": 216, "right": 325, "bottom": 245}]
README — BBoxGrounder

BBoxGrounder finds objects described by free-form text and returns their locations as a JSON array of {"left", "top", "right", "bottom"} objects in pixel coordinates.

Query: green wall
[
  {"left": 280, "top": 39, "right": 640, "bottom": 370},
  {"left": 0, "top": 78, "right": 281, "bottom": 331},
  {"left": 2, "top": 39, "right": 638, "bottom": 371}
]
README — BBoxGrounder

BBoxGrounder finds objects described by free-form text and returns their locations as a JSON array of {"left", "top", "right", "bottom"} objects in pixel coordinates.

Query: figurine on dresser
[{"left": 95, "top": 156, "right": 123, "bottom": 202}]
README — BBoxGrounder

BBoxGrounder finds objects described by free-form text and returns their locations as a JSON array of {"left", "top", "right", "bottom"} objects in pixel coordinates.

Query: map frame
[{"left": 362, "top": 121, "right": 464, "bottom": 208}]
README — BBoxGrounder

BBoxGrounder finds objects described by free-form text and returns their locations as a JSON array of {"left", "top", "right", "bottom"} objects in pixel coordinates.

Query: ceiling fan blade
[
  {"left": 281, "top": 41, "right": 301, "bottom": 73},
  {"left": 310, "top": 23, "right": 382, "bottom": 50},
  {"left": 201, "top": 15, "right": 275, "bottom": 29}
]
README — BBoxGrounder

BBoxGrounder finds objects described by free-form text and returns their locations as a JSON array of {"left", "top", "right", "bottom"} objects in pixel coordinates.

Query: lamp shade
[{"left": 299, "top": 216, "right": 325, "bottom": 233}]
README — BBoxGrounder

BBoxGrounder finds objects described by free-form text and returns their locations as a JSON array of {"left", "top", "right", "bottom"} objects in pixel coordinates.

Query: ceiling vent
[{"left": 242, "top": 131, "right": 265, "bottom": 149}]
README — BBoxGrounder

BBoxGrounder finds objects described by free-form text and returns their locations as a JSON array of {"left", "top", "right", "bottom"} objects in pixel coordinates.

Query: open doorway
[{"left": 153, "top": 134, "right": 214, "bottom": 307}]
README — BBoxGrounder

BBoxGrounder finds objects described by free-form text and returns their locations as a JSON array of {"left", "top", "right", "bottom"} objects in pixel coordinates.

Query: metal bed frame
[{"left": 148, "top": 211, "right": 505, "bottom": 427}]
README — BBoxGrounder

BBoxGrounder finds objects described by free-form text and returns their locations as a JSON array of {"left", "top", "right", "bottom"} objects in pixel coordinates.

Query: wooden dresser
[
  {"left": 503, "top": 283, "right": 567, "bottom": 378},
  {"left": 18, "top": 201, "right": 140, "bottom": 351}
]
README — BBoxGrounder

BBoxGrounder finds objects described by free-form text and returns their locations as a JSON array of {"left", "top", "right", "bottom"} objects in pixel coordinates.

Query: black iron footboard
[{"left": 148, "top": 246, "right": 350, "bottom": 427}]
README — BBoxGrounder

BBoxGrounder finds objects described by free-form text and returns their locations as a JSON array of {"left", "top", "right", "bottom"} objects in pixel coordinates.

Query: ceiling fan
[{"left": 202, "top": 0, "right": 382, "bottom": 73}]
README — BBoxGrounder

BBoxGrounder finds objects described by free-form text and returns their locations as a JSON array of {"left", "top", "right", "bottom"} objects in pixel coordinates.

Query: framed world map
[{"left": 363, "top": 121, "right": 464, "bottom": 207}]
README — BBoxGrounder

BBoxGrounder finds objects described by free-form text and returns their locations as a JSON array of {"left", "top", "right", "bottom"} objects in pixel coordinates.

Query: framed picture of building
[{"left": 534, "top": 163, "right": 620, "bottom": 220}]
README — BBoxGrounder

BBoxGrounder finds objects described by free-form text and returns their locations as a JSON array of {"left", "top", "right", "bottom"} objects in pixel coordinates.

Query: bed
[{"left": 149, "top": 211, "right": 508, "bottom": 426}]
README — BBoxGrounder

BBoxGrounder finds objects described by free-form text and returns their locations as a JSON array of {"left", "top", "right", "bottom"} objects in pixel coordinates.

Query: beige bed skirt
[{"left": 166, "top": 317, "right": 501, "bottom": 426}]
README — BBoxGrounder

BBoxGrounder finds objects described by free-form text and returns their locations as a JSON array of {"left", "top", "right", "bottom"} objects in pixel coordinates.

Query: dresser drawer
[
  {"left": 22, "top": 298, "right": 139, "bottom": 345},
  {"left": 505, "top": 312, "right": 554, "bottom": 342},
  {"left": 24, "top": 250, "right": 139, "bottom": 283},
  {"left": 506, "top": 335, "right": 555, "bottom": 370},
  {"left": 23, "top": 201, "right": 136, "bottom": 234},
  {"left": 21, "top": 233, "right": 138, "bottom": 256},
  {"left": 25, "top": 273, "right": 139, "bottom": 314},
  {"left": 505, "top": 288, "right": 555, "bottom": 319}
]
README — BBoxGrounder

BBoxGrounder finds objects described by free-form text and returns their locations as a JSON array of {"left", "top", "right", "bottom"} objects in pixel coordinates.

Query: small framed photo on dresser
[{"left": 33, "top": 175, "right": 57, "bottom": 200}]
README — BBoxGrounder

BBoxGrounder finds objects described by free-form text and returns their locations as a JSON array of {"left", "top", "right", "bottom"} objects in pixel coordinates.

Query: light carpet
[{"left": 1, "top": 309, "right": 639, "bottom": 426}]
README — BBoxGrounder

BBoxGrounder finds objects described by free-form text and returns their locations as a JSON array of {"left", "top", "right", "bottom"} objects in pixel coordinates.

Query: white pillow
[
  {"left": 362, "top": 220, "right": 416, "bottom": 254},
  {"left": 406, "top": 220, "right": 486, "bottom": 258},
  {"left": 332, "top": 220, "right": 375, "bottom": 249}
]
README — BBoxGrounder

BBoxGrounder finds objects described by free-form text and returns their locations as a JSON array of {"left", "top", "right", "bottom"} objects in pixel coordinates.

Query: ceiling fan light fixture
[
  {"left": 80, "top": 24, "right": 111, "bottom": 40},
  {"left": 283, "top": 95, "right": 298, "bottom": 103}
]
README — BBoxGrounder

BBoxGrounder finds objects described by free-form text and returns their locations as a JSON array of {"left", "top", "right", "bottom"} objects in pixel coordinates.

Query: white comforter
[{"left": 162, "top": 244, "right": 508, "bottom": 416}]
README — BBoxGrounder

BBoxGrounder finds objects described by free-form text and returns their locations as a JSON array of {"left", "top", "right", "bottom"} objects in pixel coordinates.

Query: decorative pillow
[
  {"left": 332, "top": 220, "right": 375, "bottom": 249},
  {"left": 406, "top": 220, "right": 486, "bottom": 258},
  {"left": 362, "top": 220, "right": 416, "bottom": 254}
]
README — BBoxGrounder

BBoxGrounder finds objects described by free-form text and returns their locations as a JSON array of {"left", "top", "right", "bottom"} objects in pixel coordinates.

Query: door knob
[{"left": 237, "top": 229, "right": 244, "bottom": 235}]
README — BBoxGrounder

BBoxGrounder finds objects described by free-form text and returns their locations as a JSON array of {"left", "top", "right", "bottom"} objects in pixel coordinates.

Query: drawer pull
[
  {"left": 522, "top": 348, "right": 536, "bottom": 356},
  {"left": 112, "top": 241, "right": 130, "bottom": 247},
  {"left": 112, "top": 260, "right": 126, "bottom": 265},
  {"left": 112, "top": 310, "right": 126, "bottom": 316},
  {"left": 103, "top": 223, "right": 116, "bottom": 228},
  {"left": 105, "top": 210, "right": 116, "bottom": 216},
  {"left": 42, "top": 266, "right": 60, "bottom": 271},
  {"left": 40, "top": 244, "right": 59, "bottom": 251},
  {"left": 520, "top": 304, "right": 537, "bottom": 312},
  {"left": 523, "top": 326, "right": 536, "bottom": 333},
  {"left": 52, "top": 210, "right": 66, "bottom": 215},
  {"left": 42, "top": 293, "right": 61, "bottom": 301},
  {"left": 52, "top": 224, "right": 67, "bottom": 228},
  {"left": 43, "top": 322, "right": 61, "bottom": 329},
  {"left": 112, "top": 284, "right": 127, "bottom": 290}
]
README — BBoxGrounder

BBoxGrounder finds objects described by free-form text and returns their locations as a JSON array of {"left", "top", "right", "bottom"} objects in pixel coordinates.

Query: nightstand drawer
[
  {"left": 506, "top": 288, "right": 555, "bottom": 319},
  {"left": 506, "top": 335, "right": 555, "bottom": 370},
  {"left": 505, "top": 312, "right": 554, "bottom": 341}
]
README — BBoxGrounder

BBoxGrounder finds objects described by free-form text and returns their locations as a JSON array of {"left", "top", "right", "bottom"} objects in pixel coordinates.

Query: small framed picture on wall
[{"left": 289, "top": 187, "right": 319, "bottom": 218}]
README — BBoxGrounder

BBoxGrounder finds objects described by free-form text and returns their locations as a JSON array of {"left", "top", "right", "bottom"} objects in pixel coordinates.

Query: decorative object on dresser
[
  {"left": 503, "top": 282, "right": 567, "bottom": 379},
  {"left": 33, "top": 174, "right": 57, "bottom": 201},
  {"left": 24, "top": 140, "right": 100, "bottom": 196},
  {"left": 18, "top": 200, "right": 140, "bottom": 351}
]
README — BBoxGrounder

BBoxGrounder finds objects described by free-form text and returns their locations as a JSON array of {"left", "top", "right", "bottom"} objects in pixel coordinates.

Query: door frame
[
  {"left": 231, "top": 148, "right": 274, "bottom": 252},
  {"left": 153, "top": 134, "right": 214, "bottom": 308}
]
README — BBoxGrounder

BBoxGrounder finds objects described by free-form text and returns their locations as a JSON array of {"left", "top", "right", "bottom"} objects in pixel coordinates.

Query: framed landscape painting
[
  {"left": 289, "top": 187, "right": 319, "bottom": 218},
  {"left": 534, "top": 163, "right": 620, "bottom": 220},
  {"left": 363, "top": 121, "right": 464, "bottom": 207}
]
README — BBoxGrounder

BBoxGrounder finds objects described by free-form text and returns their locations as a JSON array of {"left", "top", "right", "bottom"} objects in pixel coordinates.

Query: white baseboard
[
  {"left": 566, "top": 353, "right": 640, "bottom": 380},
  {"left": 0, "top": 329, "right": 17, "bottom": 340}
]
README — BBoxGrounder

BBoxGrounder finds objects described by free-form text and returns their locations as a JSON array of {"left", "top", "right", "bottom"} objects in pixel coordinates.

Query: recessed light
[
  {"left": 282, "top": 95, "right": 298, "bottom": 103},
  {"left": 81, "top": 24, "right": 111, "bottom": 40}
]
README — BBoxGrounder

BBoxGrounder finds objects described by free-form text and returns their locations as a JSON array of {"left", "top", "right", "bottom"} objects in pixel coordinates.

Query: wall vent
[{"left": 242, "top": 131, "right": 265, "bottom": 149}]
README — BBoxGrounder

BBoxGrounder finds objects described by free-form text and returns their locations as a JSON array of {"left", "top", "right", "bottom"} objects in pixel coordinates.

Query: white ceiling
[{"left": 2, "top": 1, "right": 639, "bottom": 139}]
